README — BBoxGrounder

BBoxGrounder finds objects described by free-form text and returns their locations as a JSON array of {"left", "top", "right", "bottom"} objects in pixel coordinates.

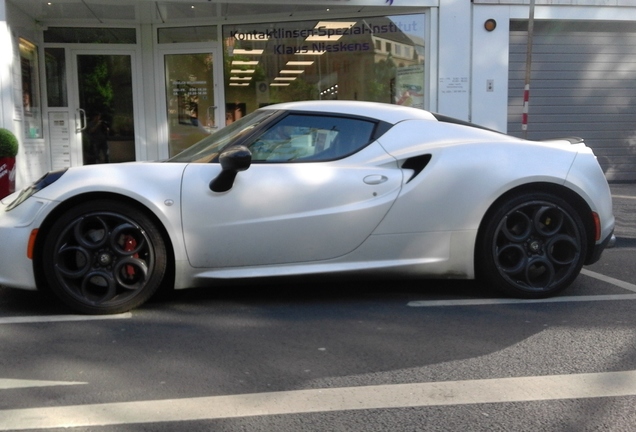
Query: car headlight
[{"left": 5, "top": 169, "right": 68, "bottom": 212}]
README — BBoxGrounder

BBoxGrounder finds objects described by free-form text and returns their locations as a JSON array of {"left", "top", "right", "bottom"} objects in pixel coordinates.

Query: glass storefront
[
  {"left": 35, "top": 13, "right": 427, "bottom": 167},
  {"left": 222, "top": 14, "right": 426, "bottom": 120}
]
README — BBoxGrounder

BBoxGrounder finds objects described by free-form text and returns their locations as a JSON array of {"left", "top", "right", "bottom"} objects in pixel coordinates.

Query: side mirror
[{"left": 209, "top": 145, "right": 252, "bottom": 193}]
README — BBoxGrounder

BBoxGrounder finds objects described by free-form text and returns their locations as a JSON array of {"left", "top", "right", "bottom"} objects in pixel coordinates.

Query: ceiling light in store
[
  {"left": 286, "top": 61, "right": 314, "bottom": 66},
  {"left": 279, "top": 70, "right": 304, "bottom": 74},
  {"left": 271, "top": 83, "right": 290, "bottom": 86},
  {"left": 231, "top": 69, "right": 256, "bottom": 74},
  {"left": 306, "top": 21, "right": 356, "bottom": 41},
  {"left": 230, "top": 83, "right": 250, "bottom": 86},
  {"left": 232, "top": 61, "right": 259, "bottom": 66},
  {"left": 320, "top": 84, "right": 339, "bottom": 96},
  {"left": 230, "top": 76, "right": 252, "bottom": 81},
  {"left": 274, "top": 77, "right": 297, "bottom": 81},
  {"left": 232, "top": 49, "right": 264, "bottom": 55},
  {"left": 315, "top": 21, "right": 356, "bottom": 30}
]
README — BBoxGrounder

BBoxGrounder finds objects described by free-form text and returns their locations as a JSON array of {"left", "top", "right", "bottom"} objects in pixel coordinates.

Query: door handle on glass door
[{"left": 76, "top": 108, "right": 87, "bottom": 133}]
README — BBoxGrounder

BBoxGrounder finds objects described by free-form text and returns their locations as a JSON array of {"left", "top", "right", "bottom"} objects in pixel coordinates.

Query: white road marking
[
  {"left": 408, "top": 294, "right": 636, "bottom": 307},
  {"left": 0, "top": 379, "right": 86, "bottom": 390},
  {"left": 580, "top": 269, "right": 636, "bottom": 292},
  {"left": 1, "top": 370, "right": 636, "bottom": 430},
  {"left": 0, "top": 313, "right": 132, "bottom": 325},
  {"left": 612, "top": 194, "right": 636, "bottom": 200},
  {"left": 409, "top": 269, "right": 636, "bottom": 307}
]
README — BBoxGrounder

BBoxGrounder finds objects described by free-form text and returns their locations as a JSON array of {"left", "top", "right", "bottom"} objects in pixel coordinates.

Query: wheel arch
[
  {"left": 33, "top": 192, "right": 176, "bottom": 295},
  {"left": 475, "top": 182, "right": 597, "bottom": 270}
]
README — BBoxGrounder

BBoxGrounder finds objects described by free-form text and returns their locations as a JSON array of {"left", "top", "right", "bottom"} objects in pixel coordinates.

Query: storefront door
[
  {"left": 70, "top": 51, "right": 137, "bottom": 166},
  {"left": 46, "top": 49, "right": 137, "bottom": 170},
  {"left": 162, "top": 50, "right": 221, "bottom": 157}
]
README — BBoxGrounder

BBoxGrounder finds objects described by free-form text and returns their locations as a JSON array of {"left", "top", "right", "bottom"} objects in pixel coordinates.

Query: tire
[
  {"left": 41, "top": 199, "right": 167, "bottom": 314},
  {"left": 477, "top": 192, "right": 587, "bottom": 298}
]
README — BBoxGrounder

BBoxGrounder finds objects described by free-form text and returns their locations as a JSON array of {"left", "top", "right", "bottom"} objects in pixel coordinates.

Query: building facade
[{"left": 1, "top": 0, "right": 636, "bottom": 190}]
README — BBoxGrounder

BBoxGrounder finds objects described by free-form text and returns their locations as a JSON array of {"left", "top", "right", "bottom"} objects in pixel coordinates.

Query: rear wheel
[
  {"left": 42, "top": 200, "right": 167, "bottom": 314},
  {"left": 478, "top": 192, "right": 587, "bottom": 298}
]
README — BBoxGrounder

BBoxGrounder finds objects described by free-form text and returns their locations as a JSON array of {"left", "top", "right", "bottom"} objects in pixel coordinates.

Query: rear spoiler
[{"left": 540, "top": 137, "right": 584, "bottom": 145}]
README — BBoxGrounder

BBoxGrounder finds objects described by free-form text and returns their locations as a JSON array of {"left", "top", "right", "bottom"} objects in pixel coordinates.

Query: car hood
[{"left": 32, "top": 162, "right": 189, "bottom": 205}]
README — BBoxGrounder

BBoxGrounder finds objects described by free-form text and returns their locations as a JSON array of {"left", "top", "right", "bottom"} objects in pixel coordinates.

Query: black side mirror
[{"left": 209, "top": 145, "right": 252, "bottom": 193}]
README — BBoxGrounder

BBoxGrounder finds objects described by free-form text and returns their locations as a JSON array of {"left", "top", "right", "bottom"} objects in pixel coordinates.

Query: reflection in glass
[
  {"left": 164, "top": 53, "right": 216, "bottom": 157},
  {"left": 158, "top": 26, "right": 218, "bottom": 44},
  {"left": 77, "top": 55, "right": 136, "bottom": 164},
  {"left": 222, "top": 14, "right": 426, "bottom": 116},
  {"left": 44, "top": 27, "right": 136, "bottom": 44},
  {"left": 20, "top": 38, "right": 43, "bottom": 139},
  {"left": 45, "top": 48, "right": 68, "bottom": 107}
]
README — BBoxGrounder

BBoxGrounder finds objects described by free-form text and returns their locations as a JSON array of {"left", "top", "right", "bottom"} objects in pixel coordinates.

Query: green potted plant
[{"left": 0, "top": 128, "right": 18, "bottom": 199}]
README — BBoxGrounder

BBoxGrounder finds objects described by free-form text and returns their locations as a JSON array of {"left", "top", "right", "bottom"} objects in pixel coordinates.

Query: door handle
[
  {"left": 76, "top": 108, "right": 87, "bottom": 133},
  {"left": 364, "top": 174, "right": 388, "bottom": 185}
]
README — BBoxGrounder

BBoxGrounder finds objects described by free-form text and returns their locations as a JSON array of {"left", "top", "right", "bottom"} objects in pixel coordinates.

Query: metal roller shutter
[{"left": 508, "top": 21, "right": 636, "bottom": 182}]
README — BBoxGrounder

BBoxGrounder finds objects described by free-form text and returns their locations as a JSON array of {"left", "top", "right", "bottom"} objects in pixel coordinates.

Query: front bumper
[{"left": 0, "top": 196, "right": 51, "bottom": 290}]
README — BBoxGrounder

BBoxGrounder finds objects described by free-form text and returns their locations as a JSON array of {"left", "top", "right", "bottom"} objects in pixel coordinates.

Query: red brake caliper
[{"left": 123, "top": 235, "right": 138, "bottom": 279}]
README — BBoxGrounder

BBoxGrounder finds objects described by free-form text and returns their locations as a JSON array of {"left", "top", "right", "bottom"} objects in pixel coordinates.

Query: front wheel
[
  {"left": 477, "top": 192, "right": 587, "bottom": 298},
  {"left": 41, "top": 200, "right": 168, "bottom": 314}
]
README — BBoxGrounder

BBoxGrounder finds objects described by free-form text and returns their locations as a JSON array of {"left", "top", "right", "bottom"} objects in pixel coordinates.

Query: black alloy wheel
[
  {"left": 478, "top": 192, "right": 587, "bottom": 298},
  {"left": 42, "top": 200, "right": 167, "bottom": 314}
]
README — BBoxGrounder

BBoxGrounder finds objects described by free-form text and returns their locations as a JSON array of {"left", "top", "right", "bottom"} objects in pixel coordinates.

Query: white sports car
[{"left": 0, "top": 101, "right": 615, "bottom": 314}]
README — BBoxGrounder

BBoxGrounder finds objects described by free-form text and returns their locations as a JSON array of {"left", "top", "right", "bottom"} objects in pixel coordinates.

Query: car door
[{"left": 180, "top": 113, "right": 403, "bottom": 268}]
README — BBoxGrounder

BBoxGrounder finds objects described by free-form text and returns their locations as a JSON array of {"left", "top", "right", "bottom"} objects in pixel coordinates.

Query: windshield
[{"left": 167, "top": 109, "right": 280, "bottom": 163}]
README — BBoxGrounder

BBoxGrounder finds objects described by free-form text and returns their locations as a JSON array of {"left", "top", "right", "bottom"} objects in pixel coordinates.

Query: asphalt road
[{"left": 0, "top": 183, "right": 635, "bottom": 431}]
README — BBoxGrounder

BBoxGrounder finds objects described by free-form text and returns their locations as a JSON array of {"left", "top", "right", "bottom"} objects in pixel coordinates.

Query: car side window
[{"left": 246, "top": 114, "right": 376, "bottom": 162}]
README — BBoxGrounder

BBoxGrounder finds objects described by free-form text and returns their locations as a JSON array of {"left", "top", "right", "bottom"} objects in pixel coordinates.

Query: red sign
[{"left": 0, "top": 157, "right": 16, "bottom": 199}]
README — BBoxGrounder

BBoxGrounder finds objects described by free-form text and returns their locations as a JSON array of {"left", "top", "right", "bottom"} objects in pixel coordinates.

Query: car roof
[{"left": 260, "top": 100, "right": 438, "bottom": 125}]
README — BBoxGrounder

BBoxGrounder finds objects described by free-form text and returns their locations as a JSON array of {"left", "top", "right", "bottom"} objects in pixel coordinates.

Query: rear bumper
[{"left": 585, "top": 229, "right": 615, "bottom": 265}]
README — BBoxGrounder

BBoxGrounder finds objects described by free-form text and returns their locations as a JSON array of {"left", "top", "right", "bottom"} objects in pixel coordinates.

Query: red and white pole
[
  {"left": 522, "top": 0, "right": 536, "bottom": 139},
  {"left": 522, "top": 84, "right": 530, "bottom": 132}
]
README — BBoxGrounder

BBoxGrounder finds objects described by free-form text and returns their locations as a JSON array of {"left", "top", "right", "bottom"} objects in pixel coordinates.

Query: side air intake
[{"left": 402, "top": 154, "right": 432, "bottom": 183}]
